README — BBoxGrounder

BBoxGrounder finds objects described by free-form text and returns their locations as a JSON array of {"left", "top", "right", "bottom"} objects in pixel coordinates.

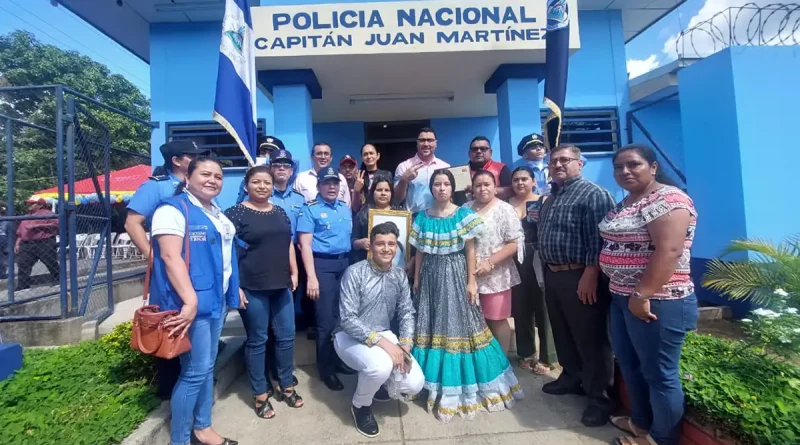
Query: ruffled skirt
[{"left": 412, "top": 251, "right": 524, "bottom": 423}]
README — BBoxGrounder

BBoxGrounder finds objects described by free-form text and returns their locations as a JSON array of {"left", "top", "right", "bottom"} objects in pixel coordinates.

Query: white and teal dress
[{"left": 410, "top": 207, "right": 523, "bottom": 423}]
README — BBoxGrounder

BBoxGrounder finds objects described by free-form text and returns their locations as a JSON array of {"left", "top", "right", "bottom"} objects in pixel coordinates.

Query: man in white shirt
[
  {"left": 394, "top": 127, "right": 450, "bottom": 214},
  {"left": 294, "top": 142, "right": 352, "bottom": 208}
]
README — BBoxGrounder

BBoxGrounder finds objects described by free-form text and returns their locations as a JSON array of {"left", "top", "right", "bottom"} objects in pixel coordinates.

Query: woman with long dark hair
[
  {"left": 410, "top": 169, "right": 523, "bottom": 423},
  {"left": 353, "top": 144, "right": 393, "bottom": 212},
  {"left": 600, "top": 144, "right": 698, "bottom": 445},
  {"left": 149, "top": 157, "right": 240, "bottom": 445},
  {"left": 350, "top": 174, "right": 401, "bottom": 265},
  {"left": 507, "top": 166, "right": 558, "bottom": 374},
  {"left": 224, "top": 166, "right": 302, "bottom": 420}
]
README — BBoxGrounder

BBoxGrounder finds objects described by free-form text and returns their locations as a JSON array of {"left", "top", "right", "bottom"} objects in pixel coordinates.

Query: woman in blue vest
[{"left": 150, "top": 157, "right": 240, "bottom": 445}]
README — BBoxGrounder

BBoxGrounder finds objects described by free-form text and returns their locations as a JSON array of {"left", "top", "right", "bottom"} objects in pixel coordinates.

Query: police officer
[
  {"left": 297, "top": 166, "right": 353, "bottom": 391},
  {"left": 236, "top": 135, "right": 286, "bottom": 204},
  {"left": 124, "top": 139, "right": 209, "bottom": 399},
  {"left": 268, "top": 148, "right": 303, "bottom": 234}
]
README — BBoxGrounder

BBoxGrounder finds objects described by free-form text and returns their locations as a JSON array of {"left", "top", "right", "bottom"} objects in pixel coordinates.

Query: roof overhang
[
  {"left": 629, "top": 58, "right": 699, "bottom": 106},
  {"left": 57, "top": 0, "right": 685, "bottom": 64}
]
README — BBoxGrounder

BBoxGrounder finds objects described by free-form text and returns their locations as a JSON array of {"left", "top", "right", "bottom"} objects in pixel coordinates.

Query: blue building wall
[
  {"left": 149, "top": 9, "right": 628, "bottom": 208},
  {"left": 630, "top": 100, "right": 685, "bottom": 179}
]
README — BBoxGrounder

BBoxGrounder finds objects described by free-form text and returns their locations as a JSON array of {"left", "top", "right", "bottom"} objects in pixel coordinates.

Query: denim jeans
[
  {"left": 610, "top": 293, "right": 698, "bottom": 445},
  {"left": 240, "top": 288, "right": 296, "bottom": 393},
  {"left": 170, "top": 310, "right": 226, "bottom": 445}
]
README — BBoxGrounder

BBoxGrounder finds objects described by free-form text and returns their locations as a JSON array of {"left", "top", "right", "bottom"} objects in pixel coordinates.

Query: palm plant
[{"left": 702, "top": 236, "right": 800, "bottom": 307}]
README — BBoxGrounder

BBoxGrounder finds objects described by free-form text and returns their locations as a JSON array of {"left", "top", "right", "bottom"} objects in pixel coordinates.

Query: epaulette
[{"left": 149, "top": 175, "right": 171, "bottom": 182}]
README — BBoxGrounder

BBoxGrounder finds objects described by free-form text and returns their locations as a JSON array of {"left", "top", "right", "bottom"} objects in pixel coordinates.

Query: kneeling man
[{"left": 334, "top": 222, "right": 424, "bottom": 437}]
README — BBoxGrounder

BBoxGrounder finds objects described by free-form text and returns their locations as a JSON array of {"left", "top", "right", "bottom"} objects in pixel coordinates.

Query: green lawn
[{"left": 0, "top": 323, "right": 160, "bottom": 445}]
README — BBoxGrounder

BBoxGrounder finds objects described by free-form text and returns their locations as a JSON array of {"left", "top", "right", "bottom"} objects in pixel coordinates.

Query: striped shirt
[{"left": 537, "top": 176, "right": 615, "bottom": 266}]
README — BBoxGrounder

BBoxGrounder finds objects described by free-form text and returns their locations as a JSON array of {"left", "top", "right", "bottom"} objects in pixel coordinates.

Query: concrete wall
[
  {"left": 149, "top": 9, "right": 629, "bottom": 208},
  {"left": 630, "top": 99, "right": 685, "bottom": 178}
]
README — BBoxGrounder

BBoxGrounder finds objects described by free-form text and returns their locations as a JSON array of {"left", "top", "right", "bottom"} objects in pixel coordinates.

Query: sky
[{"left": 0, "top": 0, "right": 150, "bottom": 96}]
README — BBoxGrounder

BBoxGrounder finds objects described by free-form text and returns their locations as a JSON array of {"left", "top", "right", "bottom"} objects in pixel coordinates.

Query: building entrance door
[{"left": 364, "top": 120, "right": 429, "bottom": 176}]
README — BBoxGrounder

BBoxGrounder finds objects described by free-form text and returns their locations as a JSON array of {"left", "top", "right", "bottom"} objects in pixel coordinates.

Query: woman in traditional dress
[{"left": 410, "top": 168, "right": 523, "bottom": 423}]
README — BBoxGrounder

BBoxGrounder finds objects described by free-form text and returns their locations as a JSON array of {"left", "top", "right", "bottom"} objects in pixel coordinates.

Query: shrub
[
  {"left": 0, "top": 322, "right": 160, "bottom": 445},
  {"left": 681, "top": 332, "right": 800, "bottom": 445}
]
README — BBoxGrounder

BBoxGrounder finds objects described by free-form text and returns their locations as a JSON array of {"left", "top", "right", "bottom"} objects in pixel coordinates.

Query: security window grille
[
  {"left": 166, "top": 120, "right": 266, "bottom": 168},
  {"left": 540, "top": 108, "right": 620, "bottom": 153}
]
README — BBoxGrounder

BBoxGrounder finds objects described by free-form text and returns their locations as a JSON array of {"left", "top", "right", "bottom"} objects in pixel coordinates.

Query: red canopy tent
[{"left": 29, "top": 164, "right": 152, "bottom": 205}]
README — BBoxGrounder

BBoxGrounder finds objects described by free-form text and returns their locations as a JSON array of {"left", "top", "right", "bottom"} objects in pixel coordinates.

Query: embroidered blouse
[
  {"left": 598, "top": 186, "right": 698, "bottom": 300},
  {"left": 464, "top": 200, "right": 524, "bottom": 294},
  {"left": 409, "top": 206, "right": 483, "bottom": 255}
]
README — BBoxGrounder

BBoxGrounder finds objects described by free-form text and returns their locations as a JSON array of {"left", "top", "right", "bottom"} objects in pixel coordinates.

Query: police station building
[{"left": 59, "top": 0, "right": 688, "bottom": 207}]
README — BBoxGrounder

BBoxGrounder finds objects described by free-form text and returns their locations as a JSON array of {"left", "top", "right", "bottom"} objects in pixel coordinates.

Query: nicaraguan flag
[
  {"left": 543, "top": 0, "right": 570, "bottom": 151},
  {"left": 213, "top": 0, "right": 257, "bottom": 166}
]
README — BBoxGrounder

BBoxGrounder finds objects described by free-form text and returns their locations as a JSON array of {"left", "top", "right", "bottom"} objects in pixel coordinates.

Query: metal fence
[{"left": 0, "top": 85, "right": 156, "bottom": 322}]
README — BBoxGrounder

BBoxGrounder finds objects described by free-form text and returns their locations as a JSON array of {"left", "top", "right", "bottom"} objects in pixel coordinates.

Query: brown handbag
[{"left": 130, "top": 203, "right": 192, "bottom": 359}]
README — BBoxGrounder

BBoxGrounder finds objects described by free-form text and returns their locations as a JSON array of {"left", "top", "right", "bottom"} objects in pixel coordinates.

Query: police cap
[
  {"left": 270, "top": 149, "right": 293, "bottom": 165},
  {"left": 316, "top": 166, "right": 341, "bottom": 184},
  {"left": 160, "top": 140, "right": 210, "bottom": 159},
  {"left": 517, "top": 133, "right": 546, "bottom": 156},
  {"left": 258, "top": 136, "right": 285, "bottom": 154}
]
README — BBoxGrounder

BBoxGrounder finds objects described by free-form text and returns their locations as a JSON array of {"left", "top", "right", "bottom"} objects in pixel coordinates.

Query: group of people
[{"left": 128, "top": 126, "right": 699, "bottom": 445}]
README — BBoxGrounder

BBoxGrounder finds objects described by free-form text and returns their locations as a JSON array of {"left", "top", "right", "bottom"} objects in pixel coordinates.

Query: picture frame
[
  {"left": 447, "top": 164, "right": 471, "bottom": 192},
  {"left": 367, "top": 208, "right": 412, "bottom": 265}
]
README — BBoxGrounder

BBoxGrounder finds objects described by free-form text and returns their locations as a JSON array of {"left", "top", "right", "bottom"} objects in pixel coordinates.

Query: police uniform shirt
[
  {"left": 297, "top": 195, "right": 352, "bottom": 254},
  {"left": 294, "top": 169, "right": 352, "bottom": 207},
  {"left": 270, "top": 186, "right": 305, "bottom": 239},
  {"left": 128, "top": 173, "right": 182, "bottom": 220},
  {"left": 151, "top": 191, "right": 236, "bottom": 293}
]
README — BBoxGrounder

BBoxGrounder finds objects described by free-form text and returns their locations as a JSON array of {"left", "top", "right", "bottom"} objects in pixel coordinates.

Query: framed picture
[
  {"left": 367, "top": 208, "right": 412, "bottom": 266},
  {"left": 447, "top": 165, "right": 471, "bottom": 192}
]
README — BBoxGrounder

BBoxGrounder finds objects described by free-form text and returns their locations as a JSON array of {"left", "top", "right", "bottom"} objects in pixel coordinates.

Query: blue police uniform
[
  {"left": 127, "top": 174, "right": 182, "bottom": 221},
  {"left": 296, "top": 167, "right": 352, "bottom": 381},
  {"left": 271, "top": 186, "right": 304, "bottom": 241}
]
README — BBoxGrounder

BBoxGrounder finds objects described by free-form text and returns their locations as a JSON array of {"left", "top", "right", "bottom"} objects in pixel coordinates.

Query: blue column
[
  {"left": 497, "top": 78, "right": 542, "bottom": 166},
  {"left": 273, "top": 85, "right": 314, "bottom": 172}
]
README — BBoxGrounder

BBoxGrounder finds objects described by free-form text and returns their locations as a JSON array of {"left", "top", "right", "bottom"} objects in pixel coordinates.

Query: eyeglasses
[
  {"left": 548, "top": 157, "right": 579, "bottom": 167},
  {"left": 470, "top": 146, "right": 491, "bottom": 152},
  {"left": 417, "top": 138, "right": 436, "bottom": 144},
  {"left": 272, "top": 163, "right": 292, "bottom": 169}
]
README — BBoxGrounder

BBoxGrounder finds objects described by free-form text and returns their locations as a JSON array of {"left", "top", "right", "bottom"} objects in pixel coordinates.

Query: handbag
[{"left": 130, "top": 202, "right": 192, "bottom": 359}]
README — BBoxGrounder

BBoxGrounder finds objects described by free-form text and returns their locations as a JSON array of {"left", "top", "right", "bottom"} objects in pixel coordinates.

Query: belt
[
  {"left": 547, "top": 263, "right": 584, "bottom": 272},
  {"left": 313, "top": 252, "right": 348, "bottom": 260}
]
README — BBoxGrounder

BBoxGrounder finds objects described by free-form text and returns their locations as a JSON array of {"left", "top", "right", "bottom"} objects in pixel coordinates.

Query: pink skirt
[{"left": 479, "top": 289, "right": 512, "bottom": 320}]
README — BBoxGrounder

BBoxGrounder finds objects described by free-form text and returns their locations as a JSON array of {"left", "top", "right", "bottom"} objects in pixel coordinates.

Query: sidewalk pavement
[{"left": 206, "top": 361, "right": 620, "bottom": 445}]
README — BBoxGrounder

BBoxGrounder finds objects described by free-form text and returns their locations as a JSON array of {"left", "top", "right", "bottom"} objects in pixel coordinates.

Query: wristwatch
[{"left": 631, "top": 291, "right": 648, "bottom": 301}]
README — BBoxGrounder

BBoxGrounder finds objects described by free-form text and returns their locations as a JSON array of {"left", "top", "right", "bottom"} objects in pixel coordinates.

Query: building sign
[{"left": 251, "top": 0, "right": 579, "bottom": 57}]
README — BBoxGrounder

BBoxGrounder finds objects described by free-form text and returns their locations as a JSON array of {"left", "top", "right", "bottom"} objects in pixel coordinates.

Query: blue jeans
[
  {"left": 240, "top": 288, "right": 296, "bottom": 393},
  {"left": 170, "top": 311, "right": 226, "bottom": 445},
  {"left": 610, "top": 293, "right": 698, "bottom": 445}
]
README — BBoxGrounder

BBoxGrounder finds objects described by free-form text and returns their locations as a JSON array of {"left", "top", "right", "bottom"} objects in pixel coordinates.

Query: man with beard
[{"left": 454, "top": 136, "right": 512, "bottom": 205}]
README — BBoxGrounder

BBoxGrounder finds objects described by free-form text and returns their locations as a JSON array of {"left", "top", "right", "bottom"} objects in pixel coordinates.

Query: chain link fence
[{"left": 0, "top": 86, "right": 154, "bottom": 321}]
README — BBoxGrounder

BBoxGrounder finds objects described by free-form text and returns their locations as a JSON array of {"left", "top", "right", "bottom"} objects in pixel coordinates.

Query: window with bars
[
  {"left": 540, "top": 107, "right": 620, "bottom": 153},
  {"left": 165, "top": 120, "right": 267, "bottom": 168}
]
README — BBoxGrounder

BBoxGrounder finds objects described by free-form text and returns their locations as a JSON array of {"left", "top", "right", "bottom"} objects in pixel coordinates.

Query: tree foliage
[{"left": 0, "top": 30, "right": 151, "bottom": 212}]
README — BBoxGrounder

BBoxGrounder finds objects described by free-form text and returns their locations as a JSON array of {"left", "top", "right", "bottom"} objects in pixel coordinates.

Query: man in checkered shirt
[{"left": 536, "top": 144, "right": 616, "bottom": 428}]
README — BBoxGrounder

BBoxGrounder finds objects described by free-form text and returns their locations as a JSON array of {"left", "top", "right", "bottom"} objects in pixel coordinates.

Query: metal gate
[{"left": 0, "top": 85, "right": 154, "bottom": 322}]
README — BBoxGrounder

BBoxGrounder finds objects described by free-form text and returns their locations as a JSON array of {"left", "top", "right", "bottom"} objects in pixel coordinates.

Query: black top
[
  {"left": 224, "top": 203, "right": 292, "bottom": 291},
  {"left": 363, "top": 169, "right": 393, "bottom": 194}
]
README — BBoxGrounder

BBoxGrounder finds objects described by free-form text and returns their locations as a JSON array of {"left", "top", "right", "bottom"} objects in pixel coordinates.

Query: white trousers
[{"left": 334, "top": 330, "right": 425, "bottom": 408}]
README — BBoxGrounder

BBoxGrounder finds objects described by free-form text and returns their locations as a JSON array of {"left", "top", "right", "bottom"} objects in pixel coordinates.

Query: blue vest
[{"left": 149, "top": 194, "right": 239, "bottom": 319}]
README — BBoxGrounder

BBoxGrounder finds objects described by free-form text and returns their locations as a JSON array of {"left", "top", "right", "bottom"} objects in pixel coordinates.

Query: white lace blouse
[{"left": 464, "top": 200, "right": 524, "bottom": 294}]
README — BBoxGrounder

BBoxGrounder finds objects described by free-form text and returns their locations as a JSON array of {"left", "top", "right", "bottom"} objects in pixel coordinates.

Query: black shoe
[
  {"left": 322, "top": 374, "right": 344, "bottom": 391},
  {"left": 581, "top": 404, "right": 609, "bottom": 427},
  {"left": 351, "top": 405, "right": 380, "bottom": 438},
  {"left": 336, "top": 363, "right": 357, "bottom": 375},
  {"left": 542, "top": 379, "right": 585, "bottom": 396},
  {"left": 190, "top": 432, "right": 239, "bottom": 445},
  {"left": 373, "top": 386, "right": 391, "bottom": 402}
]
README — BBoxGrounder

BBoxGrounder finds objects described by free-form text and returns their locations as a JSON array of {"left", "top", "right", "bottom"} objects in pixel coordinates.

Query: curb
[{"left": 120, "top": 336, "right": 246, "bottom": 445}]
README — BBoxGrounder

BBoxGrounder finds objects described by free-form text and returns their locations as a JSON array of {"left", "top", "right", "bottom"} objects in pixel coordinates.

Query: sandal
[
  {"left": 610, "top": 416, "right": 648, "bottom": 437},
  {"left": 253, "top": 395, "right": 276, "bottom": 419},
  {"left": 611, "top": 435, "right": 657, "bottom": 445},
  {"left": 518, "top": 357, "right": 536, "bottom": 371},
  {"left": 277, "top": 386, "right": 304, "bottom": 408},
  {"left": 532, "top": 361, "right": 552, "bottom": 375}
]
